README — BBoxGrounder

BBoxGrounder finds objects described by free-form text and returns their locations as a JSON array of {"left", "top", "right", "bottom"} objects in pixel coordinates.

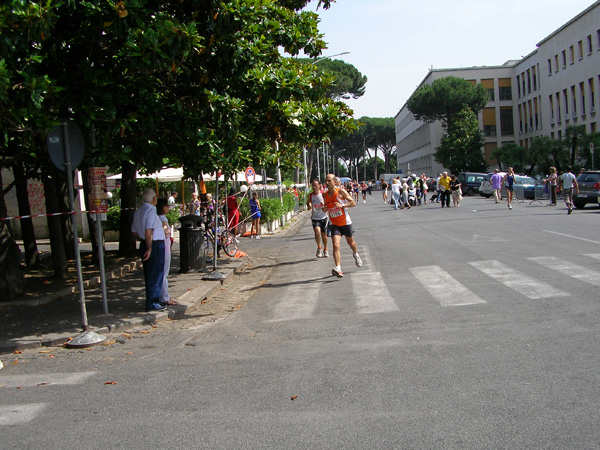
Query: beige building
[{"left": 395, "top": 0, "right": 600, "bottom": 176}]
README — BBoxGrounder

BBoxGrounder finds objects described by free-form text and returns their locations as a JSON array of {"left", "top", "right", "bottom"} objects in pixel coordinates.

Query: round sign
[
  {"left": 47, "top": 120, "right": 85, "bottom": 171},
  {"left": 245, "top": 167, "right": 256, "bottom": 184}
]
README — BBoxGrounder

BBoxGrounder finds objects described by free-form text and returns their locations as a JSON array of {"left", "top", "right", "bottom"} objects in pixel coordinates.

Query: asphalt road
[{"left": 2, "top": 194, "right": 600, "bottom": 449}]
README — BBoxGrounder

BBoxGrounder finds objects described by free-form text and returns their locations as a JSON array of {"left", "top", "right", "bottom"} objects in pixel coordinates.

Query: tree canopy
[{"left": 407, "top": 76, "right": 489, "bottom": 128}]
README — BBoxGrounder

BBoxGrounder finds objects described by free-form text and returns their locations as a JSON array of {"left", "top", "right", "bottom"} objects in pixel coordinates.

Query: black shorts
[
  {"left": 329, "top": 223, "right": 354, "bottom": 238},
  {"left": 312, "top": 218, "right": 328, "bottom": 230}
]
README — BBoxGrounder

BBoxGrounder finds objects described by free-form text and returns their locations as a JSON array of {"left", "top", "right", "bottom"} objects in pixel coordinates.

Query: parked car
[
  {"left": 457, "top": 172, "right": 487, "bottom": 196},
  {"left": 573, "top": 170, "right": 600, "bottom": 209},
  {"left": 514, "top": 175, "right": 537, "bottom": 199}
]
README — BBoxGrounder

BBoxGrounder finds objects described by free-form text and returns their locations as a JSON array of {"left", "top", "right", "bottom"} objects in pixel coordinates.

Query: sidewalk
[{"left": 0, "top": 211, "right": 309, "bottom": 354}]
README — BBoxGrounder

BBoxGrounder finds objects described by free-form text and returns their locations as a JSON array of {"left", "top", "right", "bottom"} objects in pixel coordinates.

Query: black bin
[{"left": 178, "top": 214, "right": 205, "bottom": 272}]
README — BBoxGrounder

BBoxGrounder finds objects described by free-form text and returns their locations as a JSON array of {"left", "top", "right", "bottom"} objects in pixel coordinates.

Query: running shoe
[
  {"left": 568, "top": 207, "right": 572, "bottom": 215},
  {"left": 255, "top": 235, "right": 261, "bottom": 239},
  {"left": 354, "top": 253, "right": 362, "bottom": 267},
  {"left": 332, "top": 267, "right": 344, "bottom": 278},
  {"left": 323, "top": 250, "right": 329, "bottom": 258},
  {"left": 316, "top": 249, "right": 323, "bottom": 258}
]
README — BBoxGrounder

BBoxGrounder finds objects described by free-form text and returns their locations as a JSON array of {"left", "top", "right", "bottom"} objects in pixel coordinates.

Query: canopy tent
[{"left": 107, "top": 168, "right": 269, "bottom": 182}]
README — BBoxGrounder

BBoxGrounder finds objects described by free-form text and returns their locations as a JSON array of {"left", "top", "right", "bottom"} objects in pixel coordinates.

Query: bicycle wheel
[
  {"left": 220, "top": 230, "right": 237, "bottom": 256},
  {"left": 204, "top": 230, "right": 216, "bottom": 262}
]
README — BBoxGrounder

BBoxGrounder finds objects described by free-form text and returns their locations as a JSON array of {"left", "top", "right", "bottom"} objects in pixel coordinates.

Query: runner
[
  {"left": 307, "top": 179, "right": 329, "bottom": 258},
  {"left": 323, "top": 173, "right": 362, "bottom": 278}
]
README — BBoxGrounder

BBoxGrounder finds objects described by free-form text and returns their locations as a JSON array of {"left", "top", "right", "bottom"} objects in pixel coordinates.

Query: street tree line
[{"left": 0, "top": 0, "right": 365, "bottom": 298}]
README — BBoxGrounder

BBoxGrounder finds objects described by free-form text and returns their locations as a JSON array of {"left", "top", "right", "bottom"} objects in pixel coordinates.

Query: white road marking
[
  {"left": 0, "top": 403, "right": 47, "bottom": 426},
  {"left": 584, "top": 253, "right": 600, "bottom": 261},
  {"left": 543, "top": 230, "right": 600, "bottom": 245},
  {"left": 469, "top": 260, "right": 570, "bottom": 299},
  {"left": 268, "top": 283, "right": 320, "bottom": 322},
  {"left": 410, "top": 266, "right": 486, "bottom": 306},
  {"left": 352, "top": 270, "right": 399, "bottom": 314},
  {"left": 529, "top": 256, "right": 600, "bottom": 287},
  {"left": 0, "top": 371, "right": 96, "bottom": 389},
  {"left": 472, "top": 235, "right": 508, "bottom": 242}
]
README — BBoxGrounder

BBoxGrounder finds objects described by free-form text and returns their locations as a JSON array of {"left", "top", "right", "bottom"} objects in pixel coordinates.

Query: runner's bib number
[{"left": 329, "top": 206, "right": 343, "bottom": 218}]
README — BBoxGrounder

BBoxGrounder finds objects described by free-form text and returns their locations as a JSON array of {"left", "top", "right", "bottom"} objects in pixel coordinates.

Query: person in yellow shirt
[{"left": 438, "top": 171, "right": 451, "bottom": 207}]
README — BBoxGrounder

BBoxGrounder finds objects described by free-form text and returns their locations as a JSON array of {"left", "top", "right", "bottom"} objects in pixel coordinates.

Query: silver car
[{"left": 574, "top": 170, "right": 600, "bottom": 209}]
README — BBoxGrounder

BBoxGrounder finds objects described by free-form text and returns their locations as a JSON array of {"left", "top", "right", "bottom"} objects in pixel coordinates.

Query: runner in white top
[
  {"left": 307, "top": 179, "right": 329, "bottom": 258},
  {"left": 559, "top": 167, "right": 579, "bottom": 214}
]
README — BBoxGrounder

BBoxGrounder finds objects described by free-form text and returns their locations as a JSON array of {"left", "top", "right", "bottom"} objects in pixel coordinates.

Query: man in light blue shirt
[
  {"left": 559, "top": 167, "right": 579, "bottom": 215},
  {"left": 132, "top": 189, "right": 167, "bottom": 311}
]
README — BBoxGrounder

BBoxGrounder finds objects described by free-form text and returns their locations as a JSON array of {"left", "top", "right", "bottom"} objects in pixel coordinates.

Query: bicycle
[{"left": 200, "top": 205, "right": 237, "bottom": 262}]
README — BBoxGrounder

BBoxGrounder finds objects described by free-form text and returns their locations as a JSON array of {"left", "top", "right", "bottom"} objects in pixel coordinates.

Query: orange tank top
[{"left": 324, "top": 188, "right": 352, "bottom": 226}]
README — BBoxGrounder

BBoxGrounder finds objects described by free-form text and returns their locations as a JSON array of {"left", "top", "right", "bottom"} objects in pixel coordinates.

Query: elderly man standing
[
  {"left": 439, "top": 172, "right": 451, "bottom": 208},
  {"left": 132, "top": 189, "right": 167, "bottom": 311}
]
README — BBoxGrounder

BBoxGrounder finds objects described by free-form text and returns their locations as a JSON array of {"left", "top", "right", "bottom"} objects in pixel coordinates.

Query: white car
[{"left": 479, "top": 172, "right": 506, "bottom": 197}]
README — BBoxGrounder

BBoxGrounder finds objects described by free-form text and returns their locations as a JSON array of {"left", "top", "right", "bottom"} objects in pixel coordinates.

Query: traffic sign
[
  {"left": 245, "top": 166, "right": 256, "bottom": 184},
  {"left": 47, "top": 120, "right": 85, "bottom": 171}
]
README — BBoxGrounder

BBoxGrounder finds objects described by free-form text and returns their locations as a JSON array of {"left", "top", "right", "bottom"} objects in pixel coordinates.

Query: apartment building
[{"left": 395, "top": 0, "right": 600, "bottom": 176}]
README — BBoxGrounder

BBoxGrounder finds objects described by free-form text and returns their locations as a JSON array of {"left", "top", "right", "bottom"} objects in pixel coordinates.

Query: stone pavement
[{"left": 0, "top": 211, "right": 309, "bottom": 354}]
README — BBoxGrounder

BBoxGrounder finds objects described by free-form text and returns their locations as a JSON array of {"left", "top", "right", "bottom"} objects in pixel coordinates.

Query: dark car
[
  {"left": 574, "top": 170, "right": 600, "bottom": 209},
  {"left": 514, "top": 175, "right": 537, "bottom": 199},
  {"left": 457, "top": 172, "right": 487, "bottom": 196}
]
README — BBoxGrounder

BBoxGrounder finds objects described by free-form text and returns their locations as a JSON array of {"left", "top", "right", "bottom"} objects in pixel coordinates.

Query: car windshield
[
  {"left": 577, "top": 173, "right": 600, "bottom": 183},
  {"left": 522, "top": 177, "right": 536, "bottom": 185}
]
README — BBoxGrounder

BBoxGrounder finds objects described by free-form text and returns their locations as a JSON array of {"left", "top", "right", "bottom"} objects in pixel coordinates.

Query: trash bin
[{"left": 178, "top": 214, "right": 205, "bottom": 273}]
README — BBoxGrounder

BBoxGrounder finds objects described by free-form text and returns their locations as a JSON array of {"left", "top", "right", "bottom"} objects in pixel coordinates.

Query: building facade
[{"left": 395, "top": 0, "right": 600, "bottom": 176}]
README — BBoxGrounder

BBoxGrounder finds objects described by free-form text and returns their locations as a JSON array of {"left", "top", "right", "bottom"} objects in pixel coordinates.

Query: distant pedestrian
[
  {"left": 157, "top": 198, "right": 177, "bottom": 306},
  {"left": 168, "top": 191, "right": 178, "bottom": 206},
  {"left": 307, "top": 179, "right": 329, "bottom": 257},
  {"left": 391, "top": 178, "right": 401, "bottom": 210},
  {"left": 131, "top": 189, "right": 166, "bottom": 311},
  {"left": 502, "top": 167, "right": 515, "bottom": 210},
  {"left": 559, "top": 167, "right": 579, "bottom": 214},
  {"left": 380, "top": 178, "right": 389, "bottom": 204},
  {"left": 438, "top": 172, "right": 451, "bottom": 207},
  {"left": 491, "top": 169, "right": 503, "bottom": 203},
  {"left": 450, "top": 174, "right": 462, "bottom": 207},
  {"left": 249, "top": 192, "right": 262, "bottom": 239},
  {"left": 545, "top": 167, "right": 558, "bottom": 205}
]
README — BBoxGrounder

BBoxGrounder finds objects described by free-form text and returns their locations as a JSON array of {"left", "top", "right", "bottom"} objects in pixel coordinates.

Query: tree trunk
[
  {"left": 42, "top": 171, "right": 69, "bottom": 279},
  {"left": 12, "top": 163, "right": 40, "bottom": 268},
  {"left": 119, "top": 161, "right": 137, "bottom": 257},
  {"left": 0, "top": 170, "right": 25, "bottom": 299},
  {"left": 56, "top": 175, "right": 75, "bottom": 259}
]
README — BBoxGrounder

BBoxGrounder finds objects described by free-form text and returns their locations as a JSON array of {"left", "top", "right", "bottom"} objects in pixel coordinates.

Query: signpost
[{"left": 47, "top": 120, "right": 105, "bottom": 347}]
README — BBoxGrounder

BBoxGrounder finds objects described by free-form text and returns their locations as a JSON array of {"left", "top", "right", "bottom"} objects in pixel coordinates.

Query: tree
[
  {"left": 407, "top": 76, "right": 489, "bottom": 129},
  {"left": 360, "top": 117, "right": 396, "bottom": 177},
  {"left": 309, "top": 58, "right": 367, "bottom": 100},
  {"left": 435, "top": 108, "right": 487, "bottom": 175}
]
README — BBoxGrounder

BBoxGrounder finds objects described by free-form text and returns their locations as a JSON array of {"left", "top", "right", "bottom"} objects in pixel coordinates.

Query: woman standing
[
  {"left": 249, "top": 192, "right": 262, "bottom": 239},
  {"left": 502, "top": 167, "right": 516, "bottom": 210},
  {"left": 545, "top": 166, "right": 558, "bottom": 205},
  {"left": 226, "top": 188, "right": 240, "bottom": 241},
  {"left": 380, "top": 178, "right": 389, "bottom": 204},
  {"left": 156, "top": 198, "right": 177, "bottom": 305},
  {"left": 450, "top": 174, "right": 462, "bottom": 207},
  {"left": 391, "top": 178, "right": 401, "bottom": 210}
]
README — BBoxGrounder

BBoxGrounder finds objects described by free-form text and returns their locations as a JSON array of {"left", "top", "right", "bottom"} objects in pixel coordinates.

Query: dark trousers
[
  {"left": 441, "top": 190, "right": 450, "bottom": 207},
  {"left": 140, "top": 241, "right": 165, "bottom": 309}
]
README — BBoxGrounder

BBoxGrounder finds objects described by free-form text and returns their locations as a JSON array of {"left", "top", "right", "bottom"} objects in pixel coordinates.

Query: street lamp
[{"left": 310, "top": 51, "right": 350, "bottom": 65}]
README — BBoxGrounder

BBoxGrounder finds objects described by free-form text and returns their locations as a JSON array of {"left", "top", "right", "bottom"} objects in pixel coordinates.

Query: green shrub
[
  {"left": 105, "top": 206, "right": 120, "bottom": 231},
  {"left": 259, "top": 198, "right": 283, "bottom": 223},
  {"left": 282, "top": 192, "right": 296, "bottom": 213}
]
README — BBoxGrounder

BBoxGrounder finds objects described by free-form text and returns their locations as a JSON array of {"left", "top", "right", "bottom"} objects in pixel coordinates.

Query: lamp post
[{"left": 310, "top": 51, "right": 351, "bottom": 65}]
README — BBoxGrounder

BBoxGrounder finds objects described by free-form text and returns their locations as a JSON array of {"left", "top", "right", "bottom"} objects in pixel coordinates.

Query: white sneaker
[
  {"left": 316, "top": 249, "right": 324, "bottom": 258},
  {"left": 255, "top": 235, "right": 261, "bottom": 240},
  {"left": 332, "top": 266, "right": 343, "bottom": 278},
  {"left": 235, "top": 237, "right": 240, "bottom": 243},
  {"left": 363, "top": 200, "right": 366, "bottom": 203},
  {"left": 323, "top": 250, "right": 329, "bottom": 258},
  {"left": 353, "top": 253, "right": 362, "bottom": 267}
]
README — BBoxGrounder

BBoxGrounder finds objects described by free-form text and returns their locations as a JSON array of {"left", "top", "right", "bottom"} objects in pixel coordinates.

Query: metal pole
[
  {"left": 303, "top": 147, "right": 308, "bottom": 190},
  {"left": 214, "top": 174, "right": 219, "bottom": 271},
  {"left": 91, "top": 126, "right": 108, "bottom": 314},
  {"left": 62, "top": 121, "right": 89, "bottom": 330},
  {"left": 323, "top": 144, "right": 327, "bottom": 177},
  {"left": 316, "top": 145, "right": 320, "bottom": 182}
]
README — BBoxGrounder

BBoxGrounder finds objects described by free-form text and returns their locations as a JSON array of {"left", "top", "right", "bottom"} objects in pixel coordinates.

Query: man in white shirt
[
  {"left": 132, "top": 189, "right": 167, "bottom": 311},
  {"left": 307, "top": 180, "right": 329, "bottom": 258},
  {"left": 559, "top": 167, "right": 579, "bottom": 215}
]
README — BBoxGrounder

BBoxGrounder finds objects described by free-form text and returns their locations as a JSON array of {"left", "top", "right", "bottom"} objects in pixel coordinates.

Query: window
[
  {"left": 548, "top": 59, "right": 552, "bottom": 75},
  {"left": 549, "top": 95, "right": 554, "bottom": 120},
  {"left": 563, "top": 89, "right": 569, "bottom": 116},
  {"left": 516, "top": 75, "right": 521, "bottom": 98},
  {"left": 597, "top": 30, "right": 600, "bottom": 49},
  {"left": 587, "top": 35, "right": 593, "bottom": 54},
  {"left": 555, "top": 55, "right": 559, "bottom": 72},
  {"left": 562, "top": 50, "right": 567, "bottom": 67},
  {"left": 580, "top": 82, "right": 586, "bottom": 115},
  {"left": 578, "top": 40, "right": 583, "bottom": 59},
  {"left": 569, "top": 45, "right": 575, "bottom": 64},
  {"left": 556, "top": 93, "right": 561, "bottom": 122},
  {"left": 500, "top": 107, "right": 514, "bottom": 136},
  {"left": 590, "top": 78, "right": 596, "bottom": 111},
  {"left": 483, "top": 125, "right": 497, "bottom": 137},
  {"left": 487, "top": 88, "right": 495, "bottom": 101},
  {"left": 571, "top": 85, "right": 577, "bottom": 115},
  {"left": 533, "top": 66, "right": 537, "bottom": 91},
  {"left": 499, "top": 86, "right": 512, "bottom": 101}
]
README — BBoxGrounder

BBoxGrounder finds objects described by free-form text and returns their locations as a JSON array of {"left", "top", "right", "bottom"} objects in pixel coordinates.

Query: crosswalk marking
[
  {"left": 352, "top": 270, "right": 399, "bottom": 314},
  {"left": 469, "top": 260, "right": 570, "bottom": 299},
  {"left": 410, "top": 266, "right": 486, "bottom": 306},
  {"left": 0, "top": 403, "right": 47, "bottom": 426},
  {"left": 0, "top": 371, "right": 96, "bottom": 389},
  {"left": 268, "top": 283, "right": 319, "bottom": 322},
  {"left": 529, "top": 256, "right": 600, "bottom": 287}
]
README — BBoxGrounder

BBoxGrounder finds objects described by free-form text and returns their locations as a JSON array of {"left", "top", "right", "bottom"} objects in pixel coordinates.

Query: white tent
[{"left": 108, "top": 168, "right": 269, "bottom": 182}]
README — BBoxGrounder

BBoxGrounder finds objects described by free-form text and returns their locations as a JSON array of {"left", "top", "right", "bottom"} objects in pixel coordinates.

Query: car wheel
[
  {"left": 573, "top": 200, "right": 586, "bottom": 209},
  {"left": 466, "top": 187, "right": 474, "bottom": 196},
  {"left": 485, "top": 194, "right": 492, "bottom": 198}
]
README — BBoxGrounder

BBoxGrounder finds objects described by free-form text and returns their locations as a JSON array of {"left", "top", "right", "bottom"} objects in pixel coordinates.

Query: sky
[{"left": 307, "top": 0, "right": 597, "bottom": 119}]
